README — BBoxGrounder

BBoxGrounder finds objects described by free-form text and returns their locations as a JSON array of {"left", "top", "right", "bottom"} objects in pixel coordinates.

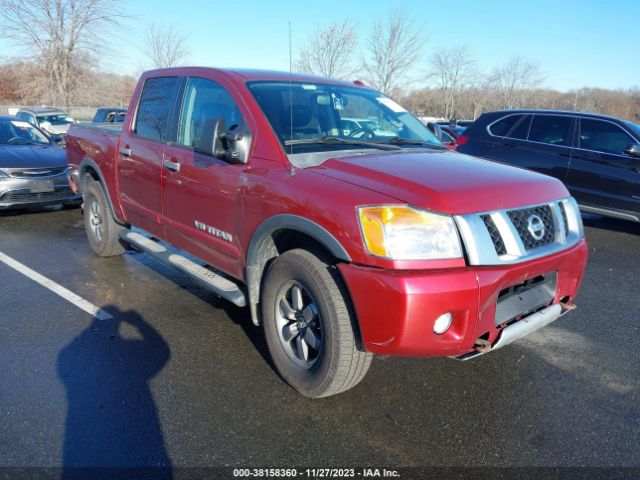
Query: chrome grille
[
  {"left": 481, "top": 215, "right": 507, "bottom": 255},
  {"left": 507, "top": 205, "right": 555, "bottom": 250},
  {"left": 559, "top": 202, "right": 569, "bottom": 234},
  {"left": 0, "top": 167, "right": 67, "bottom": 178},
  {"left": 0, "top": 188, "right": 75, "bottom": 203},
  {"left": 455, "top": 198, "right": 584, "bottom": 266}
]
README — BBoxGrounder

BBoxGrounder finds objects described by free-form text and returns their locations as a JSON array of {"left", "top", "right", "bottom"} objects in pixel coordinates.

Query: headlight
[
  {"left": 358, "top": 205, "right": 463, "bottom": 260},
  {"left": 0, "top": 169, "right": 8, "bottom": 178}
]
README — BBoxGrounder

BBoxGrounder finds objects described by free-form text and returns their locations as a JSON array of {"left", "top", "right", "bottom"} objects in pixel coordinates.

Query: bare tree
[
  {"left": 143, "top": 23, "right": 191, "bottom": 69},
  {"left": 0, "top": 0, "right": 125, "bottom": 106},
  {"left": 362, "top": 9, "right": 425, "bottom": 96},
  {"left": 403, "top": 83, "right": 640, "bottom": 124},
  {"left": 295, "top": 20, "right": 358, "bottom": 79},
  {"left": 428, "top": 44, "right": 478, "bottom": 119},
  {"left": 487, "top": 56, "right": 544, "bottom": 109}
]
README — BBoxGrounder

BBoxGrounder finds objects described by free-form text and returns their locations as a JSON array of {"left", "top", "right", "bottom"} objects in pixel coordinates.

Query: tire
[
  {"left": 83, "top": 180, "right": 125, "bottom": 257},
  {"left": 261, "top": 249, "right": 372, "bottom": 398}
]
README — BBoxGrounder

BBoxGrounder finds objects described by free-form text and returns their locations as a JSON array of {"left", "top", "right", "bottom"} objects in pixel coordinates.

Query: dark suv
[{"left": 457, "top": 110, "right": 640, "bottom": 222}]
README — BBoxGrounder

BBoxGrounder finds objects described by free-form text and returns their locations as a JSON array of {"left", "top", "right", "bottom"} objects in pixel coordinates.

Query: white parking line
[{"left": 0, "top": 251, "right": 112, "bottom": 320}]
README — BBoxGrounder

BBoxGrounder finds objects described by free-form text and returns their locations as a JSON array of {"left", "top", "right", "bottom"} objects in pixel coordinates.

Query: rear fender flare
[{"left": 78, "top": 157, "right": 124, "bottom": 224}]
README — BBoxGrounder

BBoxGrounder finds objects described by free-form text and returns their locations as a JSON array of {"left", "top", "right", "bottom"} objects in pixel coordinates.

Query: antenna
[{"left": 288, "top": 21, "right": 294, "bottom": 158}]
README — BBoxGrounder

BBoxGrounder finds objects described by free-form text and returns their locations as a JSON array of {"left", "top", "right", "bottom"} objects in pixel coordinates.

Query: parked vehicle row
[
  {"left": 0, "top": 115, "right": 81, "bottom": 210},
  {"left": 0, "top": 104, "right": 128, "bottom": 210},
  {"left": 65, "top": 67, "right": 587, "bottom": 398},
  {"left": 457, "top": 110, "right": 640, "bottom": 222}
]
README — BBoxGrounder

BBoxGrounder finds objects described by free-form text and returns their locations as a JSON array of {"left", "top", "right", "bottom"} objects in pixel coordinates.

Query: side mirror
[
  {"left": 623, "top": 143, "right": 640, "bottom": 158},
  {"left": 52, "top": 134, "right": 66, "bottom": 148},
  {"left": 196, "top": 117, "right": 251, "bottom": 164}
]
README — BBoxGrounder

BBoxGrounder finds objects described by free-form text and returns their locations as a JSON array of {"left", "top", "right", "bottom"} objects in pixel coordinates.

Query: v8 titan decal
[{"left": 194, "top": 221, "right": 233, "bottom": 242}]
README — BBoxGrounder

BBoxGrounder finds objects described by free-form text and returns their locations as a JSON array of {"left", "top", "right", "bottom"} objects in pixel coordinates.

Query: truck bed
[
  {"left": 65, "top": 122, "right": 123, "bottom": 205},
  {"left": 75, "top": 122, "right": 123, "bottom": 135}
]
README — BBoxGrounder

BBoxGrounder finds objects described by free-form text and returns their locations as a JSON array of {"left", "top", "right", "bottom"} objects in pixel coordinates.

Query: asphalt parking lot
[{"left": 0, "top": 206, "right": 639, "bottom": 477}]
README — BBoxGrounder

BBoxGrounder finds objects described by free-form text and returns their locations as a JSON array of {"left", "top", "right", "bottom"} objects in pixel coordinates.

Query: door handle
[
  {"left": 163, "top": 159, "right": 180, "bottom": 172},
  {"left": 119, "top": 145, "right": 131, "bottom": 157}
]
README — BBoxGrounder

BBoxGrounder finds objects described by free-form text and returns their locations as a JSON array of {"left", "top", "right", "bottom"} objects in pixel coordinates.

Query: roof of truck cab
[{"left": 141, "top": 67, "right": 363, "bottom": 87}]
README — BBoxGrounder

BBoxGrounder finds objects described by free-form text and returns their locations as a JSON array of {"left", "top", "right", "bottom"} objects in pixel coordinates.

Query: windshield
[
  {"left": 624, "top": 120, "right": 640, "bottom": 140},
  {"left": 37, "top": 113, "right": 72, "bottom": 126},
  {"left": 0, "top": 119, "right": 50, "bottom": 145},
  {"left": 248, "top": 81, "right": 441, "bottom": 154}
]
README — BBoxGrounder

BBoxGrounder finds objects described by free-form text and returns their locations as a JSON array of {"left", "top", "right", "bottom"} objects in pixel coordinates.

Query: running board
[{"left": 120, "top": 231, "right": 246, "bottom": 307}]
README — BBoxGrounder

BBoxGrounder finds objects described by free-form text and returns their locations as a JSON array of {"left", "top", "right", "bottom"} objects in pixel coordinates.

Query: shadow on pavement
[
  {"left": 123, "top": 250, "right": 275, "bottom": 375},
  {"left": 0, "top": 203, "right": 81, "bottom": 218},
  {"left": 57, "top": 306, "right": 173, "bottom": 479}
]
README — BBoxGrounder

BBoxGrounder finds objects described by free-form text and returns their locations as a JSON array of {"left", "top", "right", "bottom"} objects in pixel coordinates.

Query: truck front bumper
[{"left": 338, "top": 239, "right": 588, "bottom": 357}]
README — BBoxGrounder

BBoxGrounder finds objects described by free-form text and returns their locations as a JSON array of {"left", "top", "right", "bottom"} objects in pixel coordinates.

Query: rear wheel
[
  {"left": 261, "top": 249, "right": 372, "bottom": 398},
  {"left": 83, "top": 180, "right": 125, "bottom": 257}
]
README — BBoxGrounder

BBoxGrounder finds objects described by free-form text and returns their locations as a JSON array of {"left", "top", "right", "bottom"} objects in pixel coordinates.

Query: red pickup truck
[{"left": 66, "top": 68, "right": 588, "bottom": 398}]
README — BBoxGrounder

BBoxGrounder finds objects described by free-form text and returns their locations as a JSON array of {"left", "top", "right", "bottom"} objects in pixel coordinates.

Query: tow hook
[
  {"left": 560, "top": 302, "right": 577, "bottom": 312},
  {"left": 474, "top": 338, "right": 492, "bottom": 353}
]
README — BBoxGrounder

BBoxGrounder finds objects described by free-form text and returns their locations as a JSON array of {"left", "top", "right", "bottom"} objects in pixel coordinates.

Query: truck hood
[
  {"left": 312, "top": 149, "right": 568, "bottom": 215},
  {"left": 0, "top": 144, "right": 67, "bottom": 169}
]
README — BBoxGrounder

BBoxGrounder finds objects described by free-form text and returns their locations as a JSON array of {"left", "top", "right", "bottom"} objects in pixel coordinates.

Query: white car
[{"left": 15, "top": 107, "right": 75, "bottom": 136}]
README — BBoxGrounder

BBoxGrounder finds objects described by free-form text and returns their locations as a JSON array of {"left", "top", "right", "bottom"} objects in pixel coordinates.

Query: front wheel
[
  {"left": 83, "top": 180, "right": 125, "bottom": 257},
  {"left": 261, "top": 249, "right": 372, "bottom": 398}
]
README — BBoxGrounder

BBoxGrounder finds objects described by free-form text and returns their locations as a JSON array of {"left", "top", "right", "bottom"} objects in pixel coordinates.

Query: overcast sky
[{"left": 2, "top": 0, "right": 639, "bottom": 92}]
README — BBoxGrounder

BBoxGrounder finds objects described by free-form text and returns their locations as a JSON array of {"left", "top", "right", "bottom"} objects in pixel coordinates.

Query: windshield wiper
[
  {"left": 284, "top": 136, "right": 401, "bottom": 151},
  {"left": 378, "top": 137, "right": 444, "bottom": 148}
]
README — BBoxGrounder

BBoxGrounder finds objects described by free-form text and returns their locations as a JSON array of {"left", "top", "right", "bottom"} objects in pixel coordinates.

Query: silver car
[
  {"left": 15, "top": 107, "right": 74, "bottom": 136},
  {"left": 0, "top": 116, "right": 81, "bottom": 210}
]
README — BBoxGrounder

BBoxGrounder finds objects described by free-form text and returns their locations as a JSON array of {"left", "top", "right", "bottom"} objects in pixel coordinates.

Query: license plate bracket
[{"left": 29, "top": 180, "right": 55, "bottom": 193}]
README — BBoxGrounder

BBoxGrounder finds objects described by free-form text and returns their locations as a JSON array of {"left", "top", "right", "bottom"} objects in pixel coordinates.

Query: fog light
[{"left": 433, "top": 312, "right": 452, "bottom": 334}]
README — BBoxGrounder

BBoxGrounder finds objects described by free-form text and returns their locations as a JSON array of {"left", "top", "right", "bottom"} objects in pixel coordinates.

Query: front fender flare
[{"left": 245, "top": 214, "right": 351, "bottom": 325}]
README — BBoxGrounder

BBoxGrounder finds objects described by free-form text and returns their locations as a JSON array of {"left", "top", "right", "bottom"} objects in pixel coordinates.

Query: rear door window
[
  {"left": 528, "top": 115, "right": 573, "bottom": 146},
  {"left": 488, "top": 115, "right": 522, "bottom": 137},
  {"left": 579, "top": 118, "right": 634, "bottom": 155},
  {"left": 507, "top": 115, "right": 531, "bottom": 140},
  {"left": 134, "top": 76, "right": 179, "bottom": 142}
]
